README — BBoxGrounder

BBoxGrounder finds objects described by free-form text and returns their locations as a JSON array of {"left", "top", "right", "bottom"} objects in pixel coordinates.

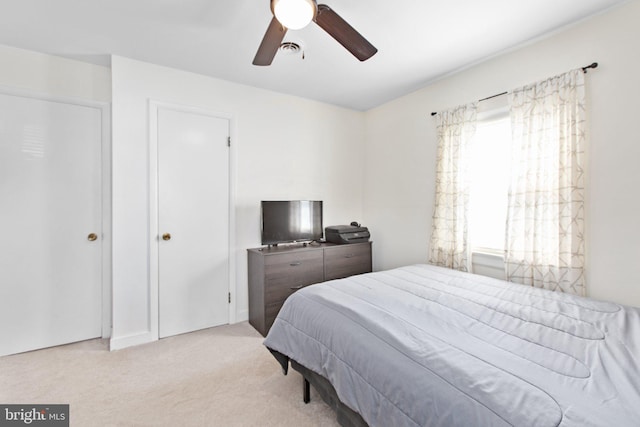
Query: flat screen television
[{"left": 261, "top": 200, "right": 323, "bottom": 246}]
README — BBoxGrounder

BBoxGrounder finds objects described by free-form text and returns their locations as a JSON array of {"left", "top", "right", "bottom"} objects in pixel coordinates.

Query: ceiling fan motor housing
[{"left": 254, "top": 0, "right": 377, "bottom": 66}]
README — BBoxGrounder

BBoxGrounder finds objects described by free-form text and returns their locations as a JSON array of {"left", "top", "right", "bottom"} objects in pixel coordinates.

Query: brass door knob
[
  {"left": 87, "top": 233, "right": 98, "bottom": 241},
  {"left": 162, "top": 233, "right": 171, "bottom": 241}
]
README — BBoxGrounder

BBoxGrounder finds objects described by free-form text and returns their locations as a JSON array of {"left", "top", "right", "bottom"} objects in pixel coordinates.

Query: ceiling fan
[{"left": 253, "top": 0, "right": 377, "bottom": 66}]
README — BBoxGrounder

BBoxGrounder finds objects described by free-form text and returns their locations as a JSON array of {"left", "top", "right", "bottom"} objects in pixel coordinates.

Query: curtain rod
[{"left": 430, "top": 62, "right": 598, "bottom": 116}]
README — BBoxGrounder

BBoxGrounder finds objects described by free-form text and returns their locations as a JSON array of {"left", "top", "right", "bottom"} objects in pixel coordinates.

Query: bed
[{"left": 263, "top": 264, "right": 640, "bottom": 426}]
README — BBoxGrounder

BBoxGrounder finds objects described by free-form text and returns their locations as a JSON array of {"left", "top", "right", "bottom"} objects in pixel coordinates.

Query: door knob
[
  {"left": 87, "top": 233, "right": 98, "bottom": 241},
  {"left": 162, "top": 233, "right": 171, "bottom": 241}
]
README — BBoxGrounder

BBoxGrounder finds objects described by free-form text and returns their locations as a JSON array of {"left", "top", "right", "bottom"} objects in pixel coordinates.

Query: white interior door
[
  {"left": 157, "top": 107, "right": 230, "bottom": 338},
  {"left": 0, "top": 92, "right": 103, "bottom": 357}
]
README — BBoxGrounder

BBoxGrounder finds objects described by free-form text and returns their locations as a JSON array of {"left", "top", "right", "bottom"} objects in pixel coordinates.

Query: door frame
[
  {"left": 0, "top": 85, "right": 112, "bottom": 340},
  {"left": 148, "top": 100, "right": 236, "bottom": 341}
]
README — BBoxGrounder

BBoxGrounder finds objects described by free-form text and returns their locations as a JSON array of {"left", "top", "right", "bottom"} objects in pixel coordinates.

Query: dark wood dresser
[{"left": 247, "top": 242, "right": 372, "bottom": 336}]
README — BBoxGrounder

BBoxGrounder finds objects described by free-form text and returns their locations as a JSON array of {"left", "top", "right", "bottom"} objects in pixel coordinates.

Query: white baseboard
[
  {"left": 110, "top": 314, "right": 250, "bottom": 351},
  {"left": 235, "top": 309, "right": 249, "bottom": 323},
  {"left": 109, "top": 331, "right": 156, "bottom": 351}
]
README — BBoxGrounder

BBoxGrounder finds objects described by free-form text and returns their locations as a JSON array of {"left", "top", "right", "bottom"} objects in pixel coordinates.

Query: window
[
  {"left": 468, "top": 110, "right": 511, "bottom": 254},
  {"left": 430, "top": 70, "right": 585, "bottom": 292}
]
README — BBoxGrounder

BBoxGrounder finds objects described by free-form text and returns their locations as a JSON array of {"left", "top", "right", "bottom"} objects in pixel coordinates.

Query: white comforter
[{"left": 264, "top": 264, "right": 640, "bottom": 426}]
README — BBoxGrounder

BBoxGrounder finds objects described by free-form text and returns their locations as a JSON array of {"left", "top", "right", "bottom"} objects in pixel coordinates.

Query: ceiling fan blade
[
  {"left": 314, "top": 4, "right": 377, "bottom": 62},
  {"left": 253, "top": 17, "right": 288, "bottom": 66}
]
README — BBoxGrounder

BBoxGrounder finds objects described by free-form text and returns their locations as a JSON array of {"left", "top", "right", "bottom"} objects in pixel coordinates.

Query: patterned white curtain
[
  {"left": 428, "top": 103, "right": 477, "bottom": 271},
  {"left": 505, "top": 69, "right": 586, "bottom": 295}
]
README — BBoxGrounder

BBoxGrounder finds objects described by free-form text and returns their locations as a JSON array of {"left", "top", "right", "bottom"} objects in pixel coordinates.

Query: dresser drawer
[
  {"left": 248, "top": 242, "right": 372, "bottom": 337},
  {"left": 264, "top": 250, "right": 324, "bottom": 304},
  {"left": 324, "top": 243, "right": 372, "bottom": 281}
]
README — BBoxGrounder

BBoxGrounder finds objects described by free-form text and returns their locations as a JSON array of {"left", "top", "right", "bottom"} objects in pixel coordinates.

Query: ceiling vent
[{"left": 279, "top": 42, "right": 301, "bottom": 55}]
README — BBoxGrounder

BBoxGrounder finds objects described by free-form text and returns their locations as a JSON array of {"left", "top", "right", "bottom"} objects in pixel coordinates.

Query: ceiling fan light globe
[{"left": 273, "top": 0, "right": 315, "bottom": 30}]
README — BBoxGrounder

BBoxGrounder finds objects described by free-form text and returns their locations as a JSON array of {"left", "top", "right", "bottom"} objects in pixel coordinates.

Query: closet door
[
  {"left": 157, "top": 107, "right": 230, "bottom": 338},
  {"left": 0, "top": 92, "right": 103, "bottom": 357}
]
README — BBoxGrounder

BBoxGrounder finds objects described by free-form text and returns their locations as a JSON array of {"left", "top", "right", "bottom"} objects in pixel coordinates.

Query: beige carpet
[{"left": 0, "top": 322, "right": 339, "bottom": 426}]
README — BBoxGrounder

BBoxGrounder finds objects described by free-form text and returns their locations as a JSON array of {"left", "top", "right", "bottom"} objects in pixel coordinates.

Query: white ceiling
[{"left": 0, "top": 0, "right": 627, "bottom": 110}]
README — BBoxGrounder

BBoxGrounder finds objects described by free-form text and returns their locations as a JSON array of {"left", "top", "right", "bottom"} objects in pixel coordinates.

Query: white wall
[
  {"left": 110, "top": 56, "right": 365, "bottom": 348},
  {"left": 363, "top": 1, "right": 640, "bottom": 307},
  {"left": 0, "top": 44, "right": 110, "bottom": 102}
]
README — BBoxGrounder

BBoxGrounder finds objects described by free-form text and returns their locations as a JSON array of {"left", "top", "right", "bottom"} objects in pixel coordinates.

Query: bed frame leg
[{"left": 303, "top": 378, "right": 310, "bottom": 404}]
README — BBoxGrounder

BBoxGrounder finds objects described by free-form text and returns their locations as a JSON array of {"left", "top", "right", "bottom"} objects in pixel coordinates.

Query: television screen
[{"left": 261, "top": 200, "right": 323, "bottom": 245}]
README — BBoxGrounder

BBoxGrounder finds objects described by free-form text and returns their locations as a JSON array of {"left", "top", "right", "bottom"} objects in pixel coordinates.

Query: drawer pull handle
[
  {"left": 344, "top": 254, "right": 354, "bottom": 258},
  {"left": 290, "top": 262, "right": 301, "bottom": 266},
  {"left": 290, "top": 285, "right": 304, "bottom": 290}
]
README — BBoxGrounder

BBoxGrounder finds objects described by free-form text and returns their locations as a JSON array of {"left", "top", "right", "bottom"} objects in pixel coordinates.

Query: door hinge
[
  {"left": 227, "top": 136, "right": 231, "bottom": 147},
  {"left": 228, "top": 292, "right": 231, "bottom": 303}
]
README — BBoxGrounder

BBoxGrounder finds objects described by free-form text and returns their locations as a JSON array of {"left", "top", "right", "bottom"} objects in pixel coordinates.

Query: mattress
[{"left": 263, "top": 264, "right": 640, "bottom": 427}]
